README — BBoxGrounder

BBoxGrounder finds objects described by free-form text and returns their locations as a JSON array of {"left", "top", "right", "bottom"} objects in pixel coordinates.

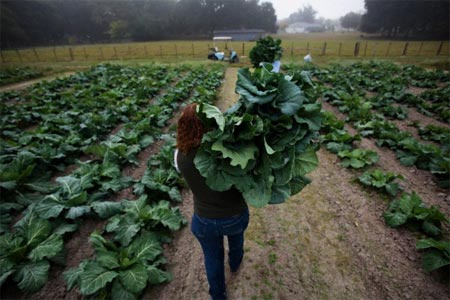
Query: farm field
[
  {"left": 0, "top": 32, "right": 448, "bottom": 65},
  {"left": 0, "top": 60, "right": 449, "bottom": 300}
]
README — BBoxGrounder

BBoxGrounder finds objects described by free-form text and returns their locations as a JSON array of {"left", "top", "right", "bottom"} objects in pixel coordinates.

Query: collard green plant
[
  {"left": 64, "top": 231, "right": 171, "bottom": 299},
  {"left": 337, "top": 149, "right": 379, "bottom": 169},
  {"left": 194, "top": 66, "right": 321, "bottom": 208},
  {"left": 0, "top": 211, "right": 76, "bottom": 292},
  {"left": 249, "top": 36, "right": 283, "bottom": 68},
  {"left": 105, "top": 196, "right": 186, "bottom": 247},
  {"left": 358, "top": 169, "right": 404, "bottom": 196},
  {"left": 384, "top": 192, "right": 449, "bottom": 236},
  {"left": 416, "top": 238, "right": 450, "bottom": 272}
]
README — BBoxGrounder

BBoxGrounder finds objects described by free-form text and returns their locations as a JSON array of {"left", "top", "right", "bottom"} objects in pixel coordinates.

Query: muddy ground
[{"left": 144, "top": 68, "right": 449, "bottom": 300}]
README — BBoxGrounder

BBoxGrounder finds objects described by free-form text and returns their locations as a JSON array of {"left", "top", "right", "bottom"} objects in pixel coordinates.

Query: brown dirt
[
  {"left": 322, "top": 101, "right": 449, "bottom": 215},
  {"left": 142, "top": 69, "right": 450, "bottom": 300}
]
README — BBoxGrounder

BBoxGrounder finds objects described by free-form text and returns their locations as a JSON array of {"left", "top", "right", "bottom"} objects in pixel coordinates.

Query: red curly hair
[{"left": 176, "top": 103, "right": 207, "bottom": 154}]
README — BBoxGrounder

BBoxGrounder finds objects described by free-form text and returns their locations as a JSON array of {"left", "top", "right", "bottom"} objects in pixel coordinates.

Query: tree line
[
  {"left": 1, "top": 0, "right": 277, "bottom": 49},
  {"left": 358, "top": 0, "right": 448, "bottom": 39}
]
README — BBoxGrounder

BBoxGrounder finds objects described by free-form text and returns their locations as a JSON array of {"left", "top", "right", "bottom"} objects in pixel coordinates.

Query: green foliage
[
  {"left": 105, "top": 196, "right": 186, "bottom": 247},
  {"left": 195, "top": 67, "right": 321, "bottom": 207},
  {"left": 0, "top": 211, "right": 76, "bottom": 292},
  {"left": 384, "top": 192, "right": 449, "bottom": 236},
  {"left": 249, "top": 36, "right": 283, "bottom": 68},
  {"left": 64, "top": 231, "right": 171, "bottom": 299},
  {"left": 358, "top": 169, "right": 404, "bottom": 196},
  {"left": 416, "top": 238, "right": 450, "bottom": 272},
  {"left": 337, "top": 149, "right": 379, "bottom": 169},
  {"left": 0, "top": 67, "right": 43, "bottom": 86}
]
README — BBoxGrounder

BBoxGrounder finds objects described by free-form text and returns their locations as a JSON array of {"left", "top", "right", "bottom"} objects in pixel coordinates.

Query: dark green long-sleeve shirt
[{"left": 176, "top": 148, "right": 248, "bottom": 218}]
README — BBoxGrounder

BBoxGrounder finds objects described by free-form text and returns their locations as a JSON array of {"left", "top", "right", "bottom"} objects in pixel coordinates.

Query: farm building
[
  {"left": 286, "top": 22, "right": 324, "bottom": 33},
  {"left": 212, "top": 29, "right": 265, "bottom": 41}
]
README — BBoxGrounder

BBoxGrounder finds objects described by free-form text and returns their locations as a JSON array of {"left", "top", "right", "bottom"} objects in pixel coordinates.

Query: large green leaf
[
  {"left": 119, "top": 264, "right": 148, "bottom": 293},
  {"left": 28, "top": 234, "right": 63, "bottom": 262},
  {"left": 146, "top": 265, "right": 172, "bottom": 285},
  {"left": 274, "top": 78, "right": 303, "bottom": 116},
  {"left": 79, "top": 262, "right": 118, "bottom": 295},
  {"left": 92, "top": 201, "right": 123, "bottom": 218},
  {"left": 294, "top": 147, "right": 318, "bottom": 177},
  {"left": 111, "top": 280, "right": 138, "bottom": 300},
  {"left": 197, "top": 103, "right": 225, "bottom": 131},
  {"left": 128, "top": 232, "right": 163, "bottom": 262},
  {"left": 421, "top": 249, "right": 450, "bottom": 272},
  {"left": 211, "top": 140, "right": 258, "bottom": 169},
  {"left": 13, "top": 261, "right": 50, "bottom": 293}
]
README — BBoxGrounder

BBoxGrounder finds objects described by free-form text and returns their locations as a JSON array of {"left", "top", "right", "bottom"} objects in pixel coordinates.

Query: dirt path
[
  {"left": 0, "top": 72, "right": 76, "bottom": 93},
  {"left": 144, "top": 68, "right": 449, "bottom": 300}
]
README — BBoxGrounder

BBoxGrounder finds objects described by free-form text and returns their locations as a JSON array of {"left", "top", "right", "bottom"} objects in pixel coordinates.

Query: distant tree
[
  {"left": 108, "top": 20, "right": 130, "bottom": 39},
  {"left": 287, "top": 4, "right": 317, "bottom": 24},
  {"left": 340, "top": 12, "right": 362, "bottom": 30},
  {"left": 360, "top": 0, "right": 449, "bottom": 39}
]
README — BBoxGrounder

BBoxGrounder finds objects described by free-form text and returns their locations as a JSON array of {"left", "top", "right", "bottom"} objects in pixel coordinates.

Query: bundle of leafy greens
[
  {"left": 194, "top": 65, "right": 321, "bottom": 208},
  {"left": 249, "top": 36, "right": 283, "bottom": 68}
]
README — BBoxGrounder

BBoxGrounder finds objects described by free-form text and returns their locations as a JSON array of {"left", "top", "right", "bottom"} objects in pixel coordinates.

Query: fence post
[
  {"left": 192, "top": 43, "right": 195, "bottom": 57},
  {"left": 306, "top": 42, "right": 310, "bottom": 54},
  {"left": 160, "top": 46, "right": 162, "bottom": 58},
  {"left": 386, "top": 42, "right": 392, "bottom": 56},
  {"left": 338, "top": 42, "right": 342, "bottom": 56},
  {"left": 418, "top": 42, "right": 424, "bottom": 56},
  {"left": 175, "top": 44, "right": 178, "bottom": 58},
  {"left": 114, "top": 47, "right": 118, "bottom": 59},
  {"left": 354, "top": 42, "right": 360, "bottom": 56},
  {"left": 242, "top": 43, "right": 245, "bottom": 56},
  {"left": 99, "top": 47, "right": 104, "bottom": 60},
  {"left": 402, "top": 42, "right": 409, "bottom": 56},
  {"left": 0, "top": 51, "right": 5, "bottom": 63},
  {"left": 68, "top": 47, "right": 74, "bottom": 61},
  {"left": 144, "top": 45, "right": 148, "bottom": 57},
  {"left": 436, "top": 41, "right": 444, "bottom": 56},
  {"left": 83, "top": 47, "right": 87, "bottom": 60},
  {"left": 321, "top": 42, "right": 327, "bottom": 56},
  {"left": 53, "top": 47, "right": 57, "bottom": 61},
  {"left": 290, "top": 42, "right": 293, "bottom": 57},
  {"left": 364, "top": 42, "right": 368, "bottom": 56}
]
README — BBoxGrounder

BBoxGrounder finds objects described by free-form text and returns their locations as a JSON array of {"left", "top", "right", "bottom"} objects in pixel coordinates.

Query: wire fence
[{"left": 0, "top": 40, "right": 448, "bottom": 64}]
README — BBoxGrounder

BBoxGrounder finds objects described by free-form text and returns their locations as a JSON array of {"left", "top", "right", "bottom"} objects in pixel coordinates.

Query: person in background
[{"left": 174, "top": 103, "right": 249, "bottom": 300}]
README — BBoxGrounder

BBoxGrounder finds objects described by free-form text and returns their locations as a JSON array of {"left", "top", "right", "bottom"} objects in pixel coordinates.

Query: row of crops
[
  {"left": 284, "top": 61, "right": 449, "bottom": 274},
  {"left": 0, "top": 67, "right": 45, "bottom": 86},
  {"left": 0, "top": 63, "right": 225, "bottom": 298}
]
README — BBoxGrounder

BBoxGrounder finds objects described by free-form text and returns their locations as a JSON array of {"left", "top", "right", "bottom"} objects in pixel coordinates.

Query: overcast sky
[{"left": 267, "top": 0, "right": 366, "bottom": 20}]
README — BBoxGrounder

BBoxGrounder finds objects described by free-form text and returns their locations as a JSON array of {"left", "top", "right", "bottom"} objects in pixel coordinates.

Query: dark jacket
[{"left": 176, "top": 148, "right": 248, "bottom": 218}]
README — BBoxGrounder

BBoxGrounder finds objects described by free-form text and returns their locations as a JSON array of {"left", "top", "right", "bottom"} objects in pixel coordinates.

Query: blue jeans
[{"left": 191, "top": 208, "right": 249, "bottom": 300}]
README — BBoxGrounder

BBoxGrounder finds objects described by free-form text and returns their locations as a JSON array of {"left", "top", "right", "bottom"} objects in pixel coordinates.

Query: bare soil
[{"left": 142, "top": 68, "right": 450, "bottom": 300}]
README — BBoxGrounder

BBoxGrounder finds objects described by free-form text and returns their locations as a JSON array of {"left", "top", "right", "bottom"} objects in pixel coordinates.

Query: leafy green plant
[
  {"left": 337, "top": 149, "right": 379, "bottom": 169},
  {"left": 194, "top": 66, "right": 321, "bottom": 207},
  {"left": 384, "top": 192, "right": 449, "bottom": 236},
  {"left": 249, "top": 36, "right": 283, "bottom": 68},
  {"left": 64, "top": 231, "right": 171, "bottom": 299},
  {"left": 416, "top": 238, "right": 450, "bottom": 272},
  {"left": 358, "top": 169, "right": 404, "bottom": 196},
  {"left": 0, "top": 211, "right": 76, "bottom": 292},
  {"left": 105, "top": 196, "right": 186, "bottom": 246}
]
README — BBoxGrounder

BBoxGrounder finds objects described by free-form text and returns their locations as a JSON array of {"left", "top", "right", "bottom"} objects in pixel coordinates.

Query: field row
[
  {"left": 283, "top": 62, "right": 449, "bottom": 276},
  {"left": 0, "top": 63, "right": 225, "bottom": 299}
]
